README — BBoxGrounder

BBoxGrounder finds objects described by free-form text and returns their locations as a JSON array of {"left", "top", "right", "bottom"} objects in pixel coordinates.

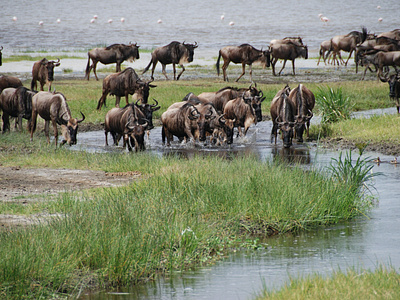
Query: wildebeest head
[
  {"left": 197, "top": 105, "right": 217, "bottom": 142},
  {"left": 250, "top": 90, "right": 265, "bottom": 122},
  {"left": 300, "top": 45, "right": 308, "bottom": 59},
  {"left": 135, "top": 79, "right": 157, "bottom": 104},
  {"left": 0, "top": 46, "right": 3, "bottom": 66},
  {"left": 294, "top": 111, "right": 313, "bottom": 143},
  {"left": 42, "top": 58, "right": 61, "bottom": 82},
  {"left": 379, "top": 72, "right": 400, "bottom": 98},
  {"left": 181, "top": 41, "right": 198, "bottom": 64},
  {"left": 135, "top": 98, "right": 160, "bottom": 129},
  {"left": 124, "top": 42, "right": 140, "bottom": 62},
  {"left": 126, "top": 120, "right": 148, "bottom": 151},
  {"left": 277, "top": 93, "right": 295, "bottom": 148},
  {"left": 218, "top": 114, "right": 236, "bottom": 144},
  {"left": 61, "top": 112, "right": 85, "bottom": 146}
]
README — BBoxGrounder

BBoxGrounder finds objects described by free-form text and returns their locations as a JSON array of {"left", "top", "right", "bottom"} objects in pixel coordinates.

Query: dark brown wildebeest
[
  {"left": 31, "top": 58, "right": 61, "bottom": 91},
  {"left": 371, "top": 51, "right": 400, "bottom": 78},
  {"left": 97, "top": 67, "right": 156, "bottom": 110},
  {"left": 30, "top": 91, "right": 85, "bottom": 146},
  {"left": 198, "top": 84, "right": 262, "bottom": 113},
  {"left": 377, "top": 29, "right": 400, "bottom": 41},
  {"left": 104, "top": 103, "right": 148, "bottom": 151},
  {"left": 142, "top": 41, "right": 198, "bottom": 80},
  {"left": 215, "top": 44, "right": 271, "bottom": 82},
  {"left": 85, "top": 43, "right": 140, "bottom": 80},
  {"left": 161, "top": 102, "right": 200, "bottom": 146},
  {"left": 0, "top": 46, "right": 3, "bottom": 66},
  {"left": 0, "top": 86, "right": 36, "bottom": 132},
  {"left": 270, "top": 85, "right": 295, "bottom": 148},
  {"left": 288, "top": 84, "right": 315, "bottom": 142},
  {"left": 269, "top": 40, "right": 308, "bottom": 76},
  {"left": 223, "top": 94, "right": 259, "bottom": 137},
  {"left": 0, "top": 75, "right": 23, "bottom": 93},
  {"left": 327, "top": 27, "right": 368, "bottom": 66},
  {"left": 379, "top": 71, "right": 400, "bottom": 114}
]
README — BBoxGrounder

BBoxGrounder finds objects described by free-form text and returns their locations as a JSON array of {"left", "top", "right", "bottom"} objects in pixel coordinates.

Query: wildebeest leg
[
  {"left": 291, "top": 60, "right": 296, "bottom": 76},
  {"left": 344, "top": 50, "right": 353, "bottom": 66},
  {"left": 172, "top": 64, "right": 176, "bottom": 80},
  {"left": 161, "top": 64, "right": 169, "bottom": 80},
  {"left": 235, "top": 63, "right": 247, "bottom": 82},
  {"left": 93, "top": 62, "right": 99, "bottom": 81},
  {"left": 44, "top": 120, "right": 51, "bottom": 144},
  {"left": 177, "top": 64, "right": 185, "bottom": 81},
  {"left": 2, "top": 113, "right": 10, "bottom": 132},
  {"left": 278, "top": 60, "right": 288, "bottom": 75},
  {"left": 47, "top": 80, "right": 52, "bottom": 92},
  {"left": 271, "top": 123, "right": 278, "bottom": 144},
  {"left": 51, "top": 119, "right": 59, "bottom": 146},
  {"left": 222, "top": 59, "right": 230, "bottom": 81},
  {"left": 30, "top": 111, "right": 38, "bottom": 141},
  {"left": 116, "top": 62, "right": 121, "bottom": 73},
  {"left": 271, "top": 58, "right": 278, "bottom": 76},
  {"left": 97, "top": 90, "right": 108, "bottom": 110},
  {"left": 115, "top": 96, "right": 121, "bottom": 108}
]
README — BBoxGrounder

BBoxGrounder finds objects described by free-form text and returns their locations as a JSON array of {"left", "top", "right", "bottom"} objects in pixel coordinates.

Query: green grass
[{"left": 257, "top": 266, "right": 400, "bottom": 300}]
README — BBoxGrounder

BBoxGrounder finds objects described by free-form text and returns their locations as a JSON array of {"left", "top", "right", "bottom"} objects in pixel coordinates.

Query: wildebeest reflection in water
[
  {"left": 271, "top": 146, "right": 311, "bottom": 165},
  {"left": 162, "top": 146, "right": 258, "bottom": 161}
]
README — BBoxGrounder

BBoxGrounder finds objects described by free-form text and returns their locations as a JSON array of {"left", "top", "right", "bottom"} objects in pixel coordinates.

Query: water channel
[{"left": 74, "top": 108, "right": 400, "bottom": 299}]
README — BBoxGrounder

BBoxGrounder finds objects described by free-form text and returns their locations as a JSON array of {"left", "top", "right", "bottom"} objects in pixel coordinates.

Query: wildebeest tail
[
  {"left": 85, "top": 55, "right": 91, "bottom": 79},
  {"left": 161, "top": 125, "right": 166, "bottom": 144},
  {"left": 216, "top": 50, "right": 222, "bottom": 76},
  {"left": 142, "top": 57, "right": 153, "bottom": 75}
]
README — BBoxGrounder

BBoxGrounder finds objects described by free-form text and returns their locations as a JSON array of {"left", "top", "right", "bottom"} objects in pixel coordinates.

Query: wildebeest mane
[{"left": 105, "top": 44, "right": 122, "bottom": 50}]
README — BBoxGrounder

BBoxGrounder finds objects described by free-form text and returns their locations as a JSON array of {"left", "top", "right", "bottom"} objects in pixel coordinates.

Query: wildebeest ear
[{"left": 149, "top": 84, "right": 157, "bottom": 88}]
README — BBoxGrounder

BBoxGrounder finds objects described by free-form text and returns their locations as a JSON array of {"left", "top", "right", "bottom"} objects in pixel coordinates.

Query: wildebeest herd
[{"left": 0, "top": 29, "right": 399, "bottom": 151}]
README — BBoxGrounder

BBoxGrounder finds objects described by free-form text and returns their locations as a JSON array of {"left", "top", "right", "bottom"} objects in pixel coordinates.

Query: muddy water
[{"left": 75, "top": 116, "right": 400, "bottom": 300}]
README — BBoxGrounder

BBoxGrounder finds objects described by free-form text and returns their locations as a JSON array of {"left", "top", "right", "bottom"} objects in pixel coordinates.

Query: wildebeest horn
[
  {"left": 378, "top": 72, "right": 389, "bottom": 82},
  {"left": 0, "top": 46, "right": 3, "bottom": 51},
  {"left": 218, "top": 114, "right": 226, "bottom": 124},
  {"left": 151, "top": 98, "right": 159, "bottom": 107},
  {"left": 135, "top": 99, "right": 141, "bottom": 106},
  {"left": 78, "top": 112, "right": 85, "bottom": 123}
]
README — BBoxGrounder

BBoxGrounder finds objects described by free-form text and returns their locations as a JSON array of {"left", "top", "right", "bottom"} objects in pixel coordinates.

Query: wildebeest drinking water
[
  {"left": 142, "top": 41, "right": 198, "bottom": 80},
  {"left": 216, "top": 44, "right": 270, "bottom": 82}
]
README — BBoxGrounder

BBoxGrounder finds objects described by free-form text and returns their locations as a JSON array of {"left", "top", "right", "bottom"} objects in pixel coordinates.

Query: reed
[
  {"left": 315, "top": 86, "right": 353, "bottom": 124},
  {"left": 0, "top": 153, "right": 375, "bottom": 298}
]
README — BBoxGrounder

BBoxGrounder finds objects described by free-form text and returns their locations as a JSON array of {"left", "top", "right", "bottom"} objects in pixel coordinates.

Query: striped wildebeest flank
[
  {"left": 97, "top": 67, "right": 156, "bottom": 110},
  {"left": 216, "top": 44, "right": 271, "bottom": 82},
  {"left": 379, "top": 71, "right": 400, "bottom": 114},
  {"left": 269, "top": 37, "right": 308, "bottom": 76},
  {"left": 288, "top": 84, "right": 315, "bottom": 142},
  {"left": 85, "top": 42, "right": 140, "bottom": 80},
  {"left": 142, "top": 41, "right": 198, "bottom": 80},
  {"left": 270, "top": 85, "right": 295, "bottom": 148},
  {"left": 104, "top": 103, "right": 149, "bottom": 152},
  {"left": 31, "top": 58, "right": 61, "bottom": 91},
  {"left": 161, "top": 102, "right": 200, "bottom": 146},
  {"left": 30, "top": 91, "right": 85, "bottom": 146},
  {"left": 0, "top": 86, "right": 36, "bottom": 132}
]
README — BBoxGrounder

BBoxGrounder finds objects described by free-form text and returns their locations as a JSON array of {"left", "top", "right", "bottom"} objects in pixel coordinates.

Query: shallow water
[{"left": 74, "top": 115, "right": 400, "bottom": 300}]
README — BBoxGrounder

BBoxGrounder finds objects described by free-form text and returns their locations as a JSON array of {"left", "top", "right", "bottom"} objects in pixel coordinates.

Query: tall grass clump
[
  {"left": 0, "top": 155, "right": 377, "bottom": 298},
  {"left": 316, "top": 86, "right": 354, "bottom": 124}
]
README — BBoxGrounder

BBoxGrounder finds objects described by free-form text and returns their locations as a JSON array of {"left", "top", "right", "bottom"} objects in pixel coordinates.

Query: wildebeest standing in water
[
  {"left": 270, "top": 85, "right": 295, "bottom": 148},
  {"left": 97, "top": 67, "right": 156, "bottom": 110},
  {"left": 85, "top": 43, "right": 140, "bottom": 80},
  {"left": 269, "top": 38, "right": 308, "bottom": 76},
  {"left": 216, "top": 44, "right": 271, "bottom": 82},
  {"left": 142, "top": 41, "right": 198, "bottom": 80},
  {"left": 31, "top": 58, "right": 61, "bottom": 91},
  {"left": 288, "top": 84, "right": 315, "bottom": 142},
  {"left": 379, "top": 71, "right": 400, "bottom": 113},
  {"left": 0, "top": 86, "right": 36, "bottom": 132},
  {"left": 30, "top": 91, "right": 85, "bottom": 146}
]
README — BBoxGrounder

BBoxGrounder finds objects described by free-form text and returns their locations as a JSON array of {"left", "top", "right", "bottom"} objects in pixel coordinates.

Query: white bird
[
  {"left": 39, "top": 20, "right": 44, "bottom": 26},
  {"left": 378, "top": 17, "right": 383, "bottom": 22},
  {"left": 120, "top": 17, "right": 125, "bottom": 23},
  {"left": 221, "top": 14, "right": 225, "bottom": 20},
  {"left": 56, "top": 18, "right": 61, "bottom": 24},
  {"left": 377, "top": 5, "right": 381, "bottom": 9},
  {"left": 229, "top": 21, "right": 235, "bottom": 26},
  {"left": 108, "top": 19, "right": 113, "bottom": 24},
  {"left": 90, "top": 18, "right": 96, "bottom": 23},
  {"left": 320, "top": 16, "right": 329, "bottom": 23},
  {"left": 12, "top": 16, "right": 17, "bottom": 22},
  {"left": 157, "top": 19, "right": 162, "bottom": 24},
  {"left": 318, "top": 13, "right": 323, "bottom": 18},
  {"left": 93, "top": 15, "right": 98, "bottom": 19}
]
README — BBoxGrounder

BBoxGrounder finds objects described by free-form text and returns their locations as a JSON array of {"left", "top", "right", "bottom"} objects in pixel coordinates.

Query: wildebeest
[
  {"left": 377, "top": 29, "right": 400, "bottom": 41},
  {"left": 269, "top": 39, "right": 308, "bottom": 76},
  {"left": 215, "top": 44, "right": 271, "bottom": 82},
  {"left": 327, "top": 27, "right": 368, "bottom": 66},
  {"left": 0, "top": 75, "right": 23, "bottom": 93},
  {"left": 379, "top": 71, "right": 400, "bottom": 114},
  {"left": 31, "top": 58, "right": 61, "bottom": 91},
  {"left": 85, "top": 43, "right": 140, "bottom": 80},
  {"left": 223, "top": 94, "right": 260, "bottom": 137},
  {"left": 198, "top": 84, "right": 262, "bottom": 113},
  {"left": 30, "top": 91, "right": 85, "bottom": 146},
  {"left": 0, "top": 46, "right": 3, "bottom": 66},
  {"left": 104, "top": 103, "right": 148, "bottom": 151},
  {"left": 161, "top": 102, "right": 200, "bottom": 146},
  {"left": 270, "top": 85, "right": 295, "bottom": 148},
  {"left": 288, "top": 84, "right": 315, "bottom": 142},
  {"left": 97, "top": 67, "right": 156, "bottom": 110},
  {"left": 0, "top": 86, "right": 36, "bottom": 132},
  {"left": 371, "top": 51, "right": 400, "bottom": 78},
  {"left": 317, "top": 40, "right": 332, "bottom": 66},
  {"left": 142, "top": 41, "right": 198, "bottom": 80}
]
